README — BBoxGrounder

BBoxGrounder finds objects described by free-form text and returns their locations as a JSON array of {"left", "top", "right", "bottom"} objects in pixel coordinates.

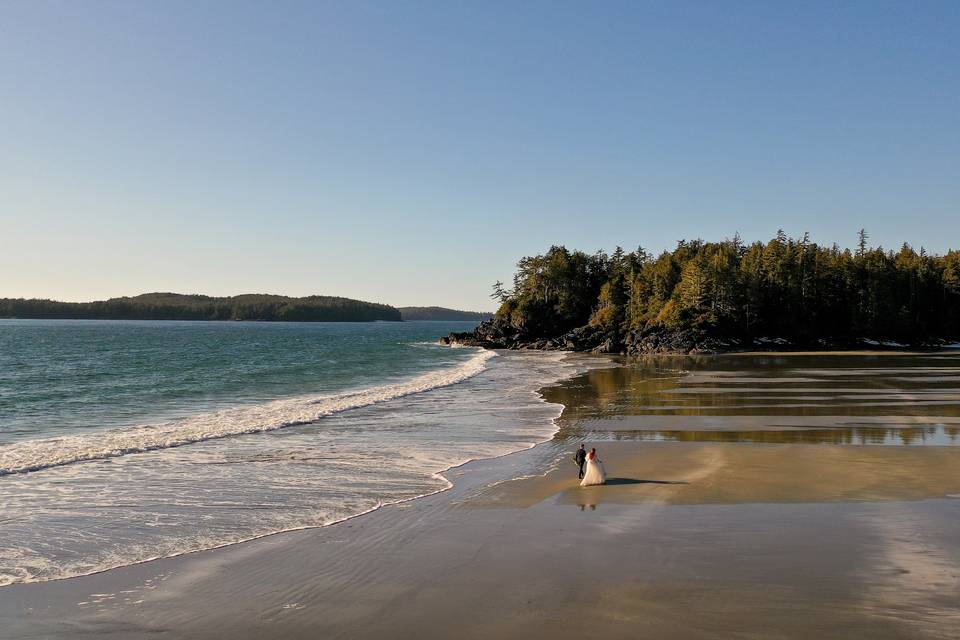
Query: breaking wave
[{"left": 0, "top": 349, "right": 496, "bottom": 476}]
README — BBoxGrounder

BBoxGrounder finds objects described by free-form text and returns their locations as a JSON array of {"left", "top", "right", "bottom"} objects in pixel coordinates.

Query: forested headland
[
  {"left": 0, "top": 293, "right": 401, "bottom": 322},
  {"left": 445, "top": 231, "right": 960, "bottom": 354},
  {"left": 400, "top": 307, "right": 493, "bottom": 321}
]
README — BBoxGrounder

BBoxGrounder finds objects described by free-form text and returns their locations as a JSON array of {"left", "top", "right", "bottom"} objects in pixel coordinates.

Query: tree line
[
  {"left": 0, "top": 292, "right": 402, "bottom": 322},
  {"left": 491, "top": 231, "right": 960, "bottom": 348}
]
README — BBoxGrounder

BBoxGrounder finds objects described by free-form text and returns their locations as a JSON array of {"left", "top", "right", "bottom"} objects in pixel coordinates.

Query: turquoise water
[
  {"left": 0, "top": 319, "right": 600, "bottom": 586},
  {"left": 0, "top": 319, "right": 480, "bottom": 444}
]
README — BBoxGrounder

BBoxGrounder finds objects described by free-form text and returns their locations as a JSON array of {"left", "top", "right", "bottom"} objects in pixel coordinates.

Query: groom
[{"left": 574, "top": 444, "right": 587, "bottom": 479}]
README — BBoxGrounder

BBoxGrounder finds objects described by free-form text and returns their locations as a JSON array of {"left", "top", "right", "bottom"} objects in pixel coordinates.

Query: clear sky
[{"left": 2, "top": 1, "right": 958, "bottom": 311}]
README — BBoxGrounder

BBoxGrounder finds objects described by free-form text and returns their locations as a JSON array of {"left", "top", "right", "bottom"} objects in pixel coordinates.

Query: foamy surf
[
  {"left": 1, "top": 349, "right": 611, "bottom": 587},
  {"left": 0, "top": 348, "right": 496, "bottom": 476}
]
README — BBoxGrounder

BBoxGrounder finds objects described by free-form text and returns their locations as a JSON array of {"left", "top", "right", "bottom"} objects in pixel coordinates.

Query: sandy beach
[
  {"left": 7, "top": 3, "right": 960, "bottom": 636},
  {"left": 4, "top": 352, "right": 960, "bottom": 639},
  {"left": 475, "top": 441, "right": 960, "bottom": 507},
  {"left": 5, "top": 439, "right": 960, "bottom": 639}
]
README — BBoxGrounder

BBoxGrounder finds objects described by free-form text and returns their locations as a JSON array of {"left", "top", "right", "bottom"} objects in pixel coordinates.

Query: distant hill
[
  {"left": 0, "top": 293, "right": 401, "bottom": 322},
  {"left": 399, "top": 306, "right": 493, "bottom": 322}
]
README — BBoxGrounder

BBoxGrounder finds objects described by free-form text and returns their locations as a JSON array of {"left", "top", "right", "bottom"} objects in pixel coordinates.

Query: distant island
[
  {"left": 0, "top": 293, "right": 401, "bottom": 322},
  {"left": 444, "top": 231, "right": 960, "bottom": 354},
  {"left": 399, "top": 307, "right": 493, "bottom": 322}
]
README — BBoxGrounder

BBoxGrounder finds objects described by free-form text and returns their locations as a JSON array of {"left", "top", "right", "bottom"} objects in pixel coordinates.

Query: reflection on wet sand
[
  {"left": 470, "top": 441, "right": 960, "bottom": 507},
  {"left": 628, "top": 425, "right": 960, "bottom": 445},
  {"left": 548, "top": 352, "right": 960, "bottom": 444},
  {"left": 5, "top": 352, "right": 958, "bottom": 640},
  {"left": 463, "top": 350, "right": 960, "bottom": 638}
]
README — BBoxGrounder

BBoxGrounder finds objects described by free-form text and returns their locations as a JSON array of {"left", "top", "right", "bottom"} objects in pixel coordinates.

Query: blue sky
[{"left": 1, "top": 1, "right": 958, "bottom": 311}]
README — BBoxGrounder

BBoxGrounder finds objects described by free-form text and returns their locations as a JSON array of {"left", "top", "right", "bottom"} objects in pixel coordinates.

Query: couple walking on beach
[{"left": 575, "top": 444, "right": 606, "bottom": 486}]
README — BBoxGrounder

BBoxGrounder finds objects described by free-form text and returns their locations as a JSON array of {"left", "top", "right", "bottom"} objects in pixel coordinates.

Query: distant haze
[{"left": 399, "top": 307, "right": 493, "bottom": 321}]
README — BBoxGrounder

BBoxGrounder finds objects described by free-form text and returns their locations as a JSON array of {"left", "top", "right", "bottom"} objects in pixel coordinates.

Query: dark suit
[{"left": 575, "top": 448, "right": 587, "bottom": 479}]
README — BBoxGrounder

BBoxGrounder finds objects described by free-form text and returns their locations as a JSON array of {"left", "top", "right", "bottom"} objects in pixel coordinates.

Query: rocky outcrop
[
  {"left": 439, "top": 316, "right": 522, "bottom": 348},
  {"left": 441, "top": 318, "right": 740, "bottom": 355},
  {"left": 440, "top": 318, "right": 620, "bottom": 354},
  {"left": 440, "top": 318, "right": 955, "bottom": 355},
  {"left": 622, "top": 326, "right": 741, "bottom": 355}
]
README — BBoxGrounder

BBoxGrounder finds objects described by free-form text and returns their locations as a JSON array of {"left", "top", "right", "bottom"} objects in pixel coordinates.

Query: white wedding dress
[{"left": 580, "top": 454, "right": 606, "bottom": 486}]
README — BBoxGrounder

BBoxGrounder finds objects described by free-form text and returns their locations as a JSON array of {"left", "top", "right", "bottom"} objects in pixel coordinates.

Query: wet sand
[
  {"left": 472, "top": 441, "right": 960, "bottom": 507},
  {"left": 4, "top": 439, "right": 960, "bottom": 640},
  {"left": 4, "top": 352, "right": 960, "bottom": 639}
]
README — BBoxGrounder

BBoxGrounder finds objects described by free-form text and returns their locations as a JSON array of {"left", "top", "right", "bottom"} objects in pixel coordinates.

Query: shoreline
[
  {"left": 469, "top": 440, "right": 960, "bottom": 508},
  {"left": 0, "top": 347, "right": 498, "bottom": 478},
  {"left": 448, "top": 339, "right": 960, "bottom": 357},
  {"left": 5, "top": 351, "right": 960, "bottom": 638},
  {"left": 0, "top": 349, "right": 613, "bottom": 590},
  {"left": 439, "top": 308, "right": 960, "bottom": 356},
  {"left": 443, "top": 318, "right": 960, "bottom": 356},
  {"left": 0, "top": 432, "right": 588, "bottom": 635},
  {"left": 6, "top": 436, "right": 959, "bottom": 638}
]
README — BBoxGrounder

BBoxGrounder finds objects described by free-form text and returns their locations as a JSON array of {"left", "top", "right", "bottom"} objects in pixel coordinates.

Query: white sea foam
[
  {"left": 0, "top": 349, "right": 613, "bottom": 587},
  {"left": 0, "top": 349, "right": 496, "bottom": 476}
]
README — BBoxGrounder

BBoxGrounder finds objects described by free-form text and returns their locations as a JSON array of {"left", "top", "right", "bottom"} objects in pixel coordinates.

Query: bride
[{"left": 580, "top": 448, "right": 606, "bottom": 486}]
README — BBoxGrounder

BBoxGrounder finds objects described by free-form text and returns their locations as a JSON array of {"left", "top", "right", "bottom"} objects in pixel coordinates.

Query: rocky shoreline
[
  {"left": 439, "top": 317, "right": 956, "bottom": 355},
  {"left": 440, "top": 317, "right": 743, "bottom": 355}
]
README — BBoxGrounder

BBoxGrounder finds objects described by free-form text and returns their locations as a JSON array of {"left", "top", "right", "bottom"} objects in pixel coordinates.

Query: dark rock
[
  {"left": 591, "top": 337, "right": 616, "bottom": 354},
  {"left": 443, "top": 317, "right": 524, "bottom": 348},
  {"left": 444, "top": 319, "right": 956, "bottom": 356},
  {"left": 556, "top": 324, "right": 606, "bottom": 352},
  {"left": 622, "top": 326, "right": 717, "bottom": 355}
]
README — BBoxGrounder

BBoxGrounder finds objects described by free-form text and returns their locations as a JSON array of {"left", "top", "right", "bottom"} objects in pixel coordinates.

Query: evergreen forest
[
  {"left": 469, "top": 231, "right": 960, "bottom": 352},
  {"left": 0, "top": 293, "right": 401, "bottom": 322}
]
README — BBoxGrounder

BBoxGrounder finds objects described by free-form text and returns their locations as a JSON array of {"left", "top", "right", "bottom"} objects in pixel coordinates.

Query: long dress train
[{"left": 580, "top": 454, "right": 606, "bottom": 486}]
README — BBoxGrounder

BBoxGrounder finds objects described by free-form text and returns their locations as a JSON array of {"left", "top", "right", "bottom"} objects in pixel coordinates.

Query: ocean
[{"left": 0, "top": 319, "right": 598, "bottom": 586}]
